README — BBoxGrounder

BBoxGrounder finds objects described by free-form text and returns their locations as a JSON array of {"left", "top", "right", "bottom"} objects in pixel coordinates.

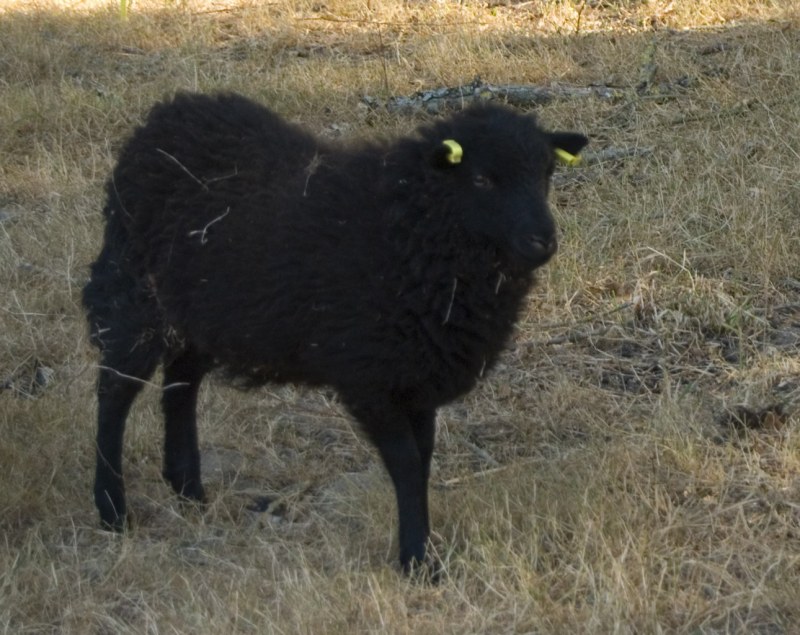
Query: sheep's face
[{"left": 429, "top": 106, "right": 588, "bottom": 269}]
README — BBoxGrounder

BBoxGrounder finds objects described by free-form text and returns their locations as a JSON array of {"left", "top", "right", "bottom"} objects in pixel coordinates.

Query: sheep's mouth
[{"left": 509, "top": 234, "right": 558, "bottom": 267}]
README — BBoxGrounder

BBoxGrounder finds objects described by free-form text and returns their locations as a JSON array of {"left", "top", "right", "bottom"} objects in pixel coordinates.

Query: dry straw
[{"left": 1, "top": 1, "right": 799, "bottom": 632}]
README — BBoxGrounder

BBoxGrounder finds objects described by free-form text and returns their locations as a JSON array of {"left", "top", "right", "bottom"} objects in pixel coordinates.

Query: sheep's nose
[
  {"left": 511, "top": 233, "right": 558, "bottom": 265},
  {"left": 529, "top": 235, "right": 558, "bottom": 259}
]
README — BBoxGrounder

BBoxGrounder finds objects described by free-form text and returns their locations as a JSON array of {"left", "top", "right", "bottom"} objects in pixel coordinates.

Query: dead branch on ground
[
  {"left": 362, "top": 38, "right": 694, "bottom": 116},
  {"left": 362, "top": 77, "right": 625, "bottom": 115}
]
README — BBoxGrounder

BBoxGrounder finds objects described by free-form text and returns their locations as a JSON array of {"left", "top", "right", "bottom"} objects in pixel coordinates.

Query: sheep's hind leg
[{"left": 161, "top": 348, "right": 209, "bottom": 502}]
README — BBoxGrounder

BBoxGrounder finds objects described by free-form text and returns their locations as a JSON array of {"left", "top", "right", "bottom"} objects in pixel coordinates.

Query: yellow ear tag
[
  {"left": 442, "top": 139, "right": 463, "bottom": 165},
  {"left": 555, "top": 147, "right": 581, "bottom": 166}
]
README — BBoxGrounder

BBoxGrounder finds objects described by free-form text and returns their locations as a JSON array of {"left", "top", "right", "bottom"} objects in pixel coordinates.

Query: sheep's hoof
[
  {"left": 177, "top": 483, "right": 206, "bottom": 504},
  {"left": 95, "top": 488, "right": 127, "bottom": 532},
  {"left": 98, "top": 515, "right": 127, "bottom": 533},
  {"left": 163, "top": 471, "right": 206, "bottom": 503},
  {"left": 402, "top": 555, "right": 444, "bottom": 585}
]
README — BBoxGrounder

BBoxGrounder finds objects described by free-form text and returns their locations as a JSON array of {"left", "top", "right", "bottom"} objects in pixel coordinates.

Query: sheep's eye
[{"left": 473, "top": 174, "right": 492, "bottom": 189}]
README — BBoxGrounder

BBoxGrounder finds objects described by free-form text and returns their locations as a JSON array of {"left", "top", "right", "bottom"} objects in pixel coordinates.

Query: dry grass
[{"left": 2, "top": 0, "right": 799, "bottom": 632}]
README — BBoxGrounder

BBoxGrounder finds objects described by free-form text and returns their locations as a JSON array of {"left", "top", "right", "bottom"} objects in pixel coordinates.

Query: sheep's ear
[
  {"left": 431, "top": 139, "right": 463, "bottom": 168},
  {"left": 548, "top": 131, "right": 589, "bottom": 165}
]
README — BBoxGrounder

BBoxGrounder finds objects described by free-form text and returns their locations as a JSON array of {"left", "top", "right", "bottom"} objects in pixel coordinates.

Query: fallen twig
[
  {"left": 363, "top": 35, "right": 699, "bottom": 117},
  {"left": 437, "top": 465, "right": 510, "bottom": 489},
  {"left": 670, "top": 98, "right": 756, "bottom": 125},
  {"left": 363, "top": 78, "right": 624, "bottom": 115},
  {"left": 539, "top": 324, "right": 616, "bottom": 347},
  {"left": 535, "top": 302, "right": 635, "bottom": 332},
  {"left": 97, "top": 365, "right": 189, "bottom": 391},
  {"left": 580, "top": 146, "right": 655, "bottom": 164},
  {"left": 461, "top": 439, "right": 501, "bottom": 468}
]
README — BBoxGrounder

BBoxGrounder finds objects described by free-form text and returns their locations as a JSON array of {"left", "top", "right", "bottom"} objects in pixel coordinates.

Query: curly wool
[{"left": 83, "top": 92, "right": 588, "bottom": 573}]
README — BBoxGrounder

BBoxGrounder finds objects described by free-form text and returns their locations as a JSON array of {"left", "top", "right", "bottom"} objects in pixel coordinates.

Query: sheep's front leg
[
  {"left": 161, "top": 350, "right": 208, "bottom": 502},
  {"left": 410, "top": 409, "right": 436, "bottom": 540},
  {"left": 357, "top": 404, "right": 437, "bottom": 575},
  {"left": 95, "top": 369, "right": 147, "bottom": 530},
  {"left": 94, "top": 343, "right": 160, "bottom": 531}
]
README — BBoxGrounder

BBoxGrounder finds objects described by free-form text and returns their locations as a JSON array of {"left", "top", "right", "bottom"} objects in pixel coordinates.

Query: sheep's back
[
  {"left": 104, "top": 94, "right": 393, "bottom": 376},
  {"left": 103, "top": 92, "right": 537, "bottom": 410}
]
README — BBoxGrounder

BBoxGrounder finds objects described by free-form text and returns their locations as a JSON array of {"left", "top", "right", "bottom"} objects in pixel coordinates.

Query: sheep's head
[{"left": 427, "top": 103, "right": 588, "bottom": 269}]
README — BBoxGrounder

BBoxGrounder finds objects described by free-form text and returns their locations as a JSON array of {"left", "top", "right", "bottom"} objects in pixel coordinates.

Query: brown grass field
[{"left": 1, "top": 0, "right": 799, "bottom": 632}]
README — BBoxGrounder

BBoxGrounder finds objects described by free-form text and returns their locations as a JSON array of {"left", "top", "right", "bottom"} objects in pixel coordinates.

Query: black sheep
[{"left": 83, "top": 92, "right": 588, "bottom": 574}]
